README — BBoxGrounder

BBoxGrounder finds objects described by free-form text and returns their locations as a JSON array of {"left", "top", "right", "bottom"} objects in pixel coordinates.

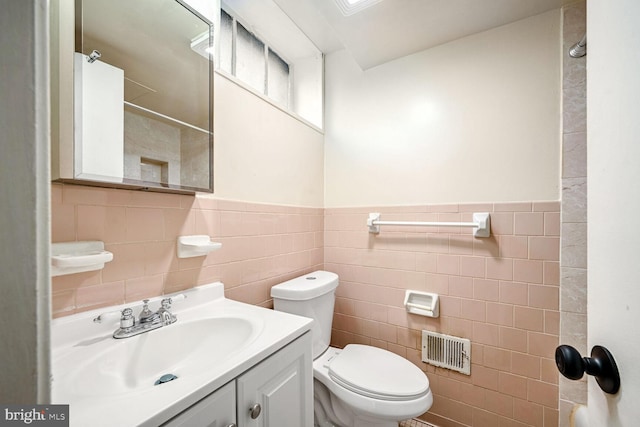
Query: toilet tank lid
[{"left": 270, "top": 271, "right": 339, "bottom": 301}]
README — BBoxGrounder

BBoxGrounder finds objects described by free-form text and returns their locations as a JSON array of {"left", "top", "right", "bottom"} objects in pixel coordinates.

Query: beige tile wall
[
  {"left": 325, "top": 202, "right": 560, "bottom": 427},
  {"left": 180, "top": 126, "right": 210, "bottom": 189},
  {"left": 51, "top": 183, "right": 323, "bottom": 316}
]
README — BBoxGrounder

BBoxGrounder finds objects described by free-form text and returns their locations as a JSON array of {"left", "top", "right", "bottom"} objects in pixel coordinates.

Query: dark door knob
[{"left": 555, "top": 344, "right": 620, "bottom": 394}]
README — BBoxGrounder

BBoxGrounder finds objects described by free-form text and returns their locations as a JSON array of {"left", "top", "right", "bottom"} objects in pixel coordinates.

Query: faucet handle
[
  {"left": 93, "top": 309, "right": 123, "bottom": 324},
  {"left": 160, "top": 294, "right": 187, "bottom": 310},
  {"left": 93, "top": 307, "right": 135, "bottom": 326},
  {"left": 120, "top": 308, "right": 134, "bottom": 329},
  {"left": 159, "top": 294, "right": 186, "bottom": 325}
]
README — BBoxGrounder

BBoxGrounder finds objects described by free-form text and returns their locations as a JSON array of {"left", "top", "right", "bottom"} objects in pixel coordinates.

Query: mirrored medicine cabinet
[{"left": 51, "top": 0, "right": 216, "bottom": 194}]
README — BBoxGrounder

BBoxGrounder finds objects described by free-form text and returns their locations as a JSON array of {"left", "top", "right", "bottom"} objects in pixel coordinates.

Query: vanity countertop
[{"left": 51, "top": 282, "right": 313, "bottom": 427}]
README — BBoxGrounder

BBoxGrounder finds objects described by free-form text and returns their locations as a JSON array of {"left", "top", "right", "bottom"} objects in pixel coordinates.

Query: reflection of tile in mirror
[
  {"left": 124, "top": 77, "right": 157, "bottom": 103},
  {"left": 140, "top": 158, "right": 168, "bottom": 184},
  {"left": 180, "top": 127, "right": 209, "bottom": 189}
]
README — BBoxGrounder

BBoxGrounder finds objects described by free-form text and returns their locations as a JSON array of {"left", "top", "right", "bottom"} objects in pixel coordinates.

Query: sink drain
[{"left": 154, "top": 373, "right": 178, "bottom": 385}]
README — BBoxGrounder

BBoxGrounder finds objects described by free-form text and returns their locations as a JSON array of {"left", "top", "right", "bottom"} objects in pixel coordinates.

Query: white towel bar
[{"left": 367, "top": 212, "right": 491, "bottom": 237}]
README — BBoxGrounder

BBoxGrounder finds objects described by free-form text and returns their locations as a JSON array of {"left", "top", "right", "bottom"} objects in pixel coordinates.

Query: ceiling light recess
[{"left": 334, "top": 0, "right": 384, "bottom": 16}]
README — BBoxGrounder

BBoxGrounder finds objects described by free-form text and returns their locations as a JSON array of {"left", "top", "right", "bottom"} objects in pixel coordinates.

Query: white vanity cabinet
[
  {"left": 162, "top": 332, "right": 313, "bottom": 427},
  {"left": 162, "top": 381, "right": 236, "bottom": 427},
  {"left": 237, "top": 332, "right": 313, "bottom": 427}
]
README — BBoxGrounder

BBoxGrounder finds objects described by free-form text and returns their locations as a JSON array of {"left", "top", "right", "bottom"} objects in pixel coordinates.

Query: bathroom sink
[
  {"left": 58, "top": 316, "right": 259, "bottom": 398},
  {"left": 51, "top": 282, "right": 313, "bottom": 427}
]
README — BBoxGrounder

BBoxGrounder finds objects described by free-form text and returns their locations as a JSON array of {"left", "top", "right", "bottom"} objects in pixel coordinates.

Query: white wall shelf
[
  {"left": 177, "top": 235, "right": 222, "bottom": 258},
  {"left": 51, "top": 241, "right": 113, "bottom": 277}
]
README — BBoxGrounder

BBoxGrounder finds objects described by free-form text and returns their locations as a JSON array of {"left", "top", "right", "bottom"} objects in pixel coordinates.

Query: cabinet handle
[{"left": 249, "top": 403, "right": 262, "bottom": 419}]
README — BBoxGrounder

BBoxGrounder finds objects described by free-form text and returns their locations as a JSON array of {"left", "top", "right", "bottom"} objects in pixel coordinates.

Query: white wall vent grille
[{"left": 421, "top": 331, "right": 471, "bottom": 375}]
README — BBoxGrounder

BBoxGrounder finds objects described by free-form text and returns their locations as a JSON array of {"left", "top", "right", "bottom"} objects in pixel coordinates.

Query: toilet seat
[
  {"left": 313, "top": 346, "right": 433, "bottom": 422},
  {"left": 327, "top": 344, "right": 430, "bottom": 401}
]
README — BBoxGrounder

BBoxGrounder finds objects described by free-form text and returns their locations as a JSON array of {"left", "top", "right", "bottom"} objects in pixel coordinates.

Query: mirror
[{"left": 74, "top": 0, "right": 213, "bottom": 192}]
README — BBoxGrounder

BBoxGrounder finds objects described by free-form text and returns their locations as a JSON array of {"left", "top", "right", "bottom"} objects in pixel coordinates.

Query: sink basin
[{"left": 57, "top": 316, "right": 260, "bottom": 398}]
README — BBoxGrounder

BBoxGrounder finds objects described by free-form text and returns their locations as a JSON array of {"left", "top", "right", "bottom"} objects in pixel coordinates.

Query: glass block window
[
  {"left": 219, "top": 9, "right": 233, "bottom": 74},
  {"left": 235, "top": 22, "right": 266, "bottom": 93},
  {"left": 267, "top": 48, "right": 290, "bottom": 106},
  {"left": 220, "top": 9, "right": 290, "bottom": 108}
]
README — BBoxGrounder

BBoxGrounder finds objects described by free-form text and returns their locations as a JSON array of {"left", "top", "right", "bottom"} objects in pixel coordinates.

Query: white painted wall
[
  {"left": 0, "top": 0, "right": 51, "bottom": 403},
  {"left": 324, "top": 10, "right": 562, "bottom": 207},
  {"left": 213, "top": 73, "right": 324, "bottom": 207},
  {"left": 587, "top": 0, "right": 640, "bottom": 424}
]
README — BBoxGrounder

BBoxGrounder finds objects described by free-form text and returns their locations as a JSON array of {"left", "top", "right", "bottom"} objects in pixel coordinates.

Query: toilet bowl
[{"left": 271, "top": 271, "right": 433, "bottom": 427}]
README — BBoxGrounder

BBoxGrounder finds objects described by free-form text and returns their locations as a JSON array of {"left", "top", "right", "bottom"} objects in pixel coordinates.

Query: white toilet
[{"left": 271, "top": 271, "right": 433, "bottom": 427}]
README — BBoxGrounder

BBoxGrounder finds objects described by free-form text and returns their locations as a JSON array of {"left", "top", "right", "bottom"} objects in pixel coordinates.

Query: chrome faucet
[
  {"left": 157, "top": 298, "right": 177, "bottom": 325},
  {"left": 94, "top": 296, "right": 184, "bottom": 339},
  {"left": 138, "top": 299, "right": 161, "bottom": 325}
]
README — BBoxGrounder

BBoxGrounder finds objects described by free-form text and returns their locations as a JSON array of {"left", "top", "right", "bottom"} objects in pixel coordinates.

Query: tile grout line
[{"left": 399, "top": 418, "right": 438, "bottom": 427}]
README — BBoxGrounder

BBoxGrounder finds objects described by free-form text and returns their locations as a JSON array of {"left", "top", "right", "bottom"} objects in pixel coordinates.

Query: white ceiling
[{"left": 274, "top": 0, "right": 572, "bottom": 70}]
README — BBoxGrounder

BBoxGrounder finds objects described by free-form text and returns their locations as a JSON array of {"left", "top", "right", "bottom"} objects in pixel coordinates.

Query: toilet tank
[{"left": 271, "top": 271, "right": 339, "bottom": 359}]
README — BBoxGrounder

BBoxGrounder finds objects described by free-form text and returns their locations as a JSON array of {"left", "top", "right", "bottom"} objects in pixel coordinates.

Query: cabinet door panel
[
  {"left": 237, "top": 333, "right": 313, "bottom": 427},
  {"left": 162, "top": 381, "right": 236, "bottom": 427}
]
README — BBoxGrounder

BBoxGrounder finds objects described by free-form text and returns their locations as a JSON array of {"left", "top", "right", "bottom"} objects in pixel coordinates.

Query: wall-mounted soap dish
[
  {"left": 51, "top": 241, "right": 113, "bottom": 277},
  {"left": 404, "top": 290, "right": 439, "bottom": 318},
  {"left": 177, "top": 235, "right": 222, "bottom": 258}
]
